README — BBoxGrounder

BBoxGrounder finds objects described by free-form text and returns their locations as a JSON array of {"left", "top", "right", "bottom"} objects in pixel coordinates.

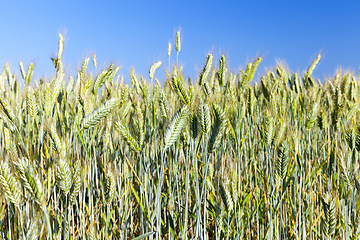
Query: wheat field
[{"left": 0, "top": 32, "right": 360, "bottom": 240}]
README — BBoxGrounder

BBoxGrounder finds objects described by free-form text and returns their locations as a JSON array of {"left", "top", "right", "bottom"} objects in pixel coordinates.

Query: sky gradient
[{"left": 0, "top": 1, "right": 359, "bottom": 84}]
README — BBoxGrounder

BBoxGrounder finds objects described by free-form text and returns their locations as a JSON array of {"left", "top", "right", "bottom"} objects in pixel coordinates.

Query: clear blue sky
[{"left": 1, "top": 1, "right": 359, "bottom": 84}]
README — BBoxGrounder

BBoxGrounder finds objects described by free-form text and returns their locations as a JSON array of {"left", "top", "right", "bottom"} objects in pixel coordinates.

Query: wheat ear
[
  {"left": 263, "top": 111, "right": 274, "bottom": 148},
  {"left": 218, "top": 55, "right": 227, "bottom": 87},
  {"left": 69, "top": 162, "right": 82, "bottom": 205},
  {"left": 0, "top": 161, "right": 22, "bottom": 207},
  {"left": 190, "top": 112, "right": 198, "bottom": 140},
  {"left": 339, "top": 152, "right": 352, "bottom": 187},
  {"left": 114, "top": 120, "right": 140, "bottom": 153},
  {"left": 276, "top": 142, "right": 289, "bottom": 187},
  {"left": 81, "top": 97, "right": 117, "bottom": 130},
  {"left": 14, "top": 157, "right": 45, "bottom": 206},
  {"left": 199, "top": 53, "right": 213, "bottom": 86},
  {"left": 219, "top": 179, "right": 234, "bottom": 213},
  {"left": 163, "top": 105, "right": 189, "bottom": 150},
  {"left": 26, "top": 86, "right": 38, "bottom": 119},
  {"left": 149, "top": 61, "right": 162, "bottom": 80},
  {"left": 56, "top": 157, "right": 72, "bottom": 196},
  {"left": 322, "top": 192, "right": 336, "bottom": 238},
  {"left": 175, "top": 30, "right": 181, "bottom": 53},
  {"left": 306, "top": 53, "right": 321, "bottom": 78},
  {"left": 199, "top": 103, "right": 211, "bottom": 133},
  {"left": 3, "top": 126, "right": 18, "bottom": 162},
  {"left": 0, "top": 92, "right": 16, "bottom": 124},
  {"left": 159, "top": 90, "right": 169, "bottom": 118},
  {"left": 105, "top": 170, "right": 116, "bottom": 204},
  {"left": 208, "top": 104, "right": 227, "bottom": 153},
  {"left": 306, "top": 102, "right": 319, "bottom": 129}
]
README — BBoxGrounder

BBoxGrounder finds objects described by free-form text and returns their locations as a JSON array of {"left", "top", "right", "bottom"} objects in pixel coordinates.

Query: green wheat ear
[
  {"left": 190, "top": 112, "right": 198, "bottom": 140},
  {"left": 199, "top": 53, "right": 213, "bottom": 86},
  {"left": 25, "top": 214, "right": 40, "bottom": 240},
  {"left": 168, "top": 42, "right": 172, "bottom": 58},
  {"left": 219, "top": 179, "right": 234, "bottom": 213},
  {"left": 93, "top": 64, "right": 115, "bottom": 93},
  {"left": 104, "top": 170, "right": 116, "bottom": 204},
  {"left": 81, "top": 97, "right": 117, "bottom": 130},
  {"left": 317, "top": 109, "right": 327, "bottom": 130},
  {"left": 306, "top": 53, "right": 321, "bottom": 78},
  {"left": 175, "top": 30, "right": 181, "bottom": 53},
  {"left": 331, "top": 85, "right": 343, "bottom": 128},
  {"left": 19, "top": 62, "right": 25, "bottom": 80},
  {"left": 355, "top": 126, "right": 360, "bottom": 152},
  {"left": 69, "top": 162, "right": 82, "bottom": 205},
  {"left": 14, "top": 157, "right": 45, "bottom": 206},
  {"left": 306, "top": 102, "right": 319, "bottom": 130},
  {"left": 48, "top": 124, "right": 63, "bottom": 156},
  {"left": 20, "top": 62, "right": 34, "bottom": 86},
  {"left": 274, "top": 120, "right": 287, "bottom": 147},
  {"left": 133, "top": 101, "right": 145, "bottom": 148},
  {"left": 149, "top": 61, "right": 162, "bottom": 80},
  {"left": 114, "top": 120, "right": 140, "bottom": 153},
  {"left": 92, "top": 54, "right": 97, "bottom": 69},
  {"left": 56, "top": 157, "right": 72, "bottom": 197},
  {"left": 322, "top": 192, "right": 336, "bottom": 238},
  {"left": 346, "top": 127, "right": 356, "bottom": 150},
  {"left": 163, "top": 105, "right": 189, "bottom": 150},
  {"left": 208, "top": 104, "right": 227, "bottom": 153},
  {"left": 352, "top": 212, "right": 360, "bottom": 240},
  {"left": 27, "top": 86, "right": 38, "bottom": 119},
  {"left": 3, "top": 126, "right": 17, "bottom": 162},
  {"left": 172, "top": 74, "right": 190, "bottom": 105},
  {"left": 339, "top": 152, "right": 352, "bottom": 187},
  {"left": 218, "top": 55, "right": 227, "bottom": 87},
  {"left": 159, "top": 90, "right": 169, "bottom": 118},
  {"left": 275, "top": 142, "right": 289, "bottom": 187},
  {"left": 262, "top": 111, "right": 274, "bottom": 148},
  {"left": 0, "top": 161, "right": 22, "bottom": 207},
  {"left": 199, "top": 103, "right": 211, "bottom": 133},
  {"left": 0, "top": 92, "right": 16, "bottom": 124},
  {"left": 247, "top": 87, "right": 255, "bottom": 116},
  {"left": 248, "top": 57, "right": 262, "bottom": 83}
]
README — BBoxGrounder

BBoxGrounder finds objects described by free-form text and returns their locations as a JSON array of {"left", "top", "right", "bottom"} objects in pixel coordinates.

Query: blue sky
[{"left": 0, "top": 1, "right": 359, "bottom": 84}]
